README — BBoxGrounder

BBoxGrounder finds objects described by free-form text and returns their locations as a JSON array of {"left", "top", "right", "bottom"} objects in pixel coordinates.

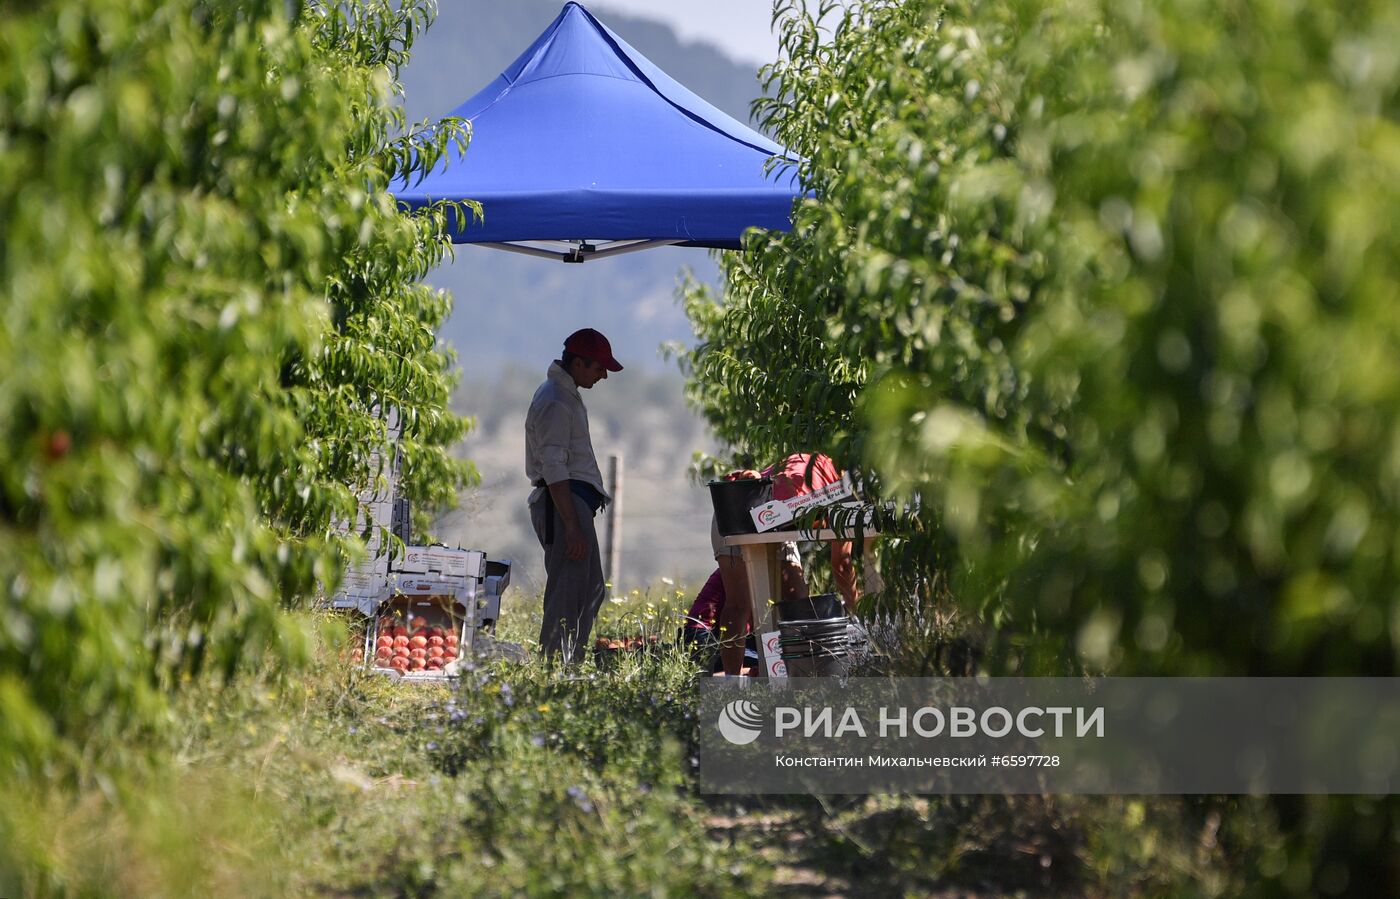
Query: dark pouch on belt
[{"left": 537, "top": 480, "right": 606, "bottom": 545}]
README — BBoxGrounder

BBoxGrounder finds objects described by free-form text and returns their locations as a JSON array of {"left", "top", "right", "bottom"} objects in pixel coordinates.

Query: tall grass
[{"left": 2, "top": 598, "right": 1274, "bottom": 897}]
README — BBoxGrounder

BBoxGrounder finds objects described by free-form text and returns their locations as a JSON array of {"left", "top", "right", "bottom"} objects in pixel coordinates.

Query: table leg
[{"left": 740, "top": 543, "right": 780, "bottom": 674}]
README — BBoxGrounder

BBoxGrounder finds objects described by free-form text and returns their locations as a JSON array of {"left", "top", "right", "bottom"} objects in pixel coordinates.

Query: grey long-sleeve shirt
[{"left": 524, "top": 361, "right": 609, "bottom": 506}]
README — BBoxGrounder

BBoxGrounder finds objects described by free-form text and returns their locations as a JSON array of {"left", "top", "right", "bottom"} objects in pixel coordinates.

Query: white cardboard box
[
  {"left": 398, "top": 545, "right": 486, "bottom": 579},
  {"left": 761, "top": 630, "right": 787, "bottom": 679},
  {"left": 425, "top": 547, "right": 485, "bottom": 579},
  {"left": 749, "top": 473, "right": 856, "bottom": 532}
]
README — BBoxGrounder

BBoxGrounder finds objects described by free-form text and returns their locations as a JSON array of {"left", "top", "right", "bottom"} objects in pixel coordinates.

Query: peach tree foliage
[
  {"left": 686, "top": 0, "right": 1400, "bottom": 676},
  {"left": 0, "top": 0, "right": 474, "bottom": 776},
  {"left": 686, "top": 0, "right": 1399, "bottom": 889}
]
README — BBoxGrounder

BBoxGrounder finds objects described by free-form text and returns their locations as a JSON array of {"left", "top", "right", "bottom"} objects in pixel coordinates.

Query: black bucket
[
  {"left": 783, "top": 644, "right": 850, "bottom": 677},
  {"left": 779, "top": 609, "right": 851, "bottom": 677},
  {"left": 777, "top": 593, "right": 845, "bottom": 622},
  {"left": 708, "top": 477, "right": 773, "bottom": 536}
]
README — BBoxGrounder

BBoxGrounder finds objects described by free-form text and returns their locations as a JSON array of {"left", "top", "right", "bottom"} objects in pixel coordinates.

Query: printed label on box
[
  {"left": 750, "top": 500, "right": 793, "bottom": 531},
  {"left": 425, "top": 548, "right": 483, "bottom": 578},
  {"left": 749, "top": 474, "right": 855, "bottom": 532},
  {"left": 761, "top": 630, "right": 787, "bottom": 679},
  {"left": 398, "top": 546, "right": 429, "bottom": 574}
]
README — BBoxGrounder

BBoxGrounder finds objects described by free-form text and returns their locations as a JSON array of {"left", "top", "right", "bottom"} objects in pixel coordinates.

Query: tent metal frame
[{"left": 477, "top": 238, "right": 684, "bottom": 263}]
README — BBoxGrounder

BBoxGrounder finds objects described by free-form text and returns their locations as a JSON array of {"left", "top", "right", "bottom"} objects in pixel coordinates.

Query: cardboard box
[
  {"left": 748, "top": 473, "right": 856, "bottom": 532},
  {"left": 761, "top": 630, "right": 788, "bottom": 678},
  {"left": 424, "top": 546, "right": 485, "bottom": 579},
  {"left": 329, "top": 567, "right": 389, "bottom": 616},
  {"left": 397, "top": 545, "right": 485, "bottom": 579}
]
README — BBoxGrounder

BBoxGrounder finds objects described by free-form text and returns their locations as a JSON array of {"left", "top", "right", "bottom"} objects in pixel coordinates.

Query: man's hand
[
  {"left": 724, "top": 468, "right": 762, "bottom": 481},
  {"left": 564, "top": 522, "right": 588, "bottom": 561},
  {"left": 546, "top": 480, "right": 588, "bottom": 561}
]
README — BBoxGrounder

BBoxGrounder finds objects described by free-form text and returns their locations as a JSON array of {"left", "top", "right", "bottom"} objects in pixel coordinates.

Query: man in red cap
[{"left": 525, "top": 328, "right": 624, "bottom": 662}]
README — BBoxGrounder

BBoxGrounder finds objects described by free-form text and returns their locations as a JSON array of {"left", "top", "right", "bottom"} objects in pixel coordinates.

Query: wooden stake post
[{"left": 604, "top": 453, "right": 622, "bottom": 590}]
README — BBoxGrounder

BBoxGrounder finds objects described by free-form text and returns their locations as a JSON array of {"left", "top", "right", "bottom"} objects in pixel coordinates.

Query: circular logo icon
[{"left": 717, "top": 699, "right": 764, "bottom": 745}]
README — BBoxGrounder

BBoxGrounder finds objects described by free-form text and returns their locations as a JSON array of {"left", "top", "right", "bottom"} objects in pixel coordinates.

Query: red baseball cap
[{"left": 563, "top": 328, "right": 623, "bottom": 372}]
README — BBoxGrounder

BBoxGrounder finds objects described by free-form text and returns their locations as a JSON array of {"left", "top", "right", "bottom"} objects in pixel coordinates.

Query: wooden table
[{"left": 722, "top": 526, "right": 877, "bottom": 677}]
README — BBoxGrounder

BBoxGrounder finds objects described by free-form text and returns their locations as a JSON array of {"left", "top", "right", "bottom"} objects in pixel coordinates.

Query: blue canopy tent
[{"left": 393, "top": 2, "right": 800, "bottom": 263}]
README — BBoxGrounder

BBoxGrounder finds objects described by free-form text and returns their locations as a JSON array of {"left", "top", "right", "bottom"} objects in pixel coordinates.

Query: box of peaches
[{"left": 369, "top": 612, "right": 461, "bottom": 675}]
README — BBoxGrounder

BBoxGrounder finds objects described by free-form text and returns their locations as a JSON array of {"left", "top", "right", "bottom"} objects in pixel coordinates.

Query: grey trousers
[{"left": 530, "top": 492, "right": 605, "bottom": 663}]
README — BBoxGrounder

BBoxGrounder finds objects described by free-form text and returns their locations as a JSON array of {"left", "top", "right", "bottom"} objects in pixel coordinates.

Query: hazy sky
[{"left": 590, "top": 0, "right": 784, "bottom": 67}]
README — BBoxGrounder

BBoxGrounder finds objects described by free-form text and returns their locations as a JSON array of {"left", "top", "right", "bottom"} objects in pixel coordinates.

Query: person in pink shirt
[
  {"left": 684, "top": 568, "right": 729, "bottom": 634},
  {"left": 680, "top": 568, "right": 757, "bottom": 673}
]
